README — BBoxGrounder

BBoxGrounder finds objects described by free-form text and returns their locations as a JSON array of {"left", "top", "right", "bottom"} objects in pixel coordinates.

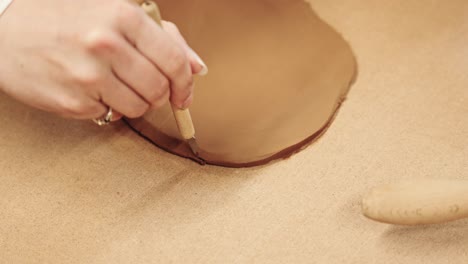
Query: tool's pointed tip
[{"left": 187, "top": 137, "right": 200, "bottom": 156}]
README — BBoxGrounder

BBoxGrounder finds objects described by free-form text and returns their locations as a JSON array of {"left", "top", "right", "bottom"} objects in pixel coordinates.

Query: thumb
[{"left": 162, "top": 21, "right": 208, "bottom": 76}]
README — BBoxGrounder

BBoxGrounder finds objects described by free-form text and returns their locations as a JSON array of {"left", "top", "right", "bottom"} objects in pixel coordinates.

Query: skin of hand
[{"left": 0, "top": 0, "right": 207, "bottom": 121}]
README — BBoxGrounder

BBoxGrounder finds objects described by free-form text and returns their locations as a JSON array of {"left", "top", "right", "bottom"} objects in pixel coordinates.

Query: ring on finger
[{"left": 92, "top": 107, "right": 113, "bottom": 126}]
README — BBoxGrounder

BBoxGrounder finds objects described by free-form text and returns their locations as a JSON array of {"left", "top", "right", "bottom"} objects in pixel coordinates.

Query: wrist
[{"left": 0, "top": 0, "right": 13, "bottom": 17}]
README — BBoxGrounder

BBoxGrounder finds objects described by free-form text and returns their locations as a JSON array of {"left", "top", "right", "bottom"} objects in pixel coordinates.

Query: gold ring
[{"left": 93, "top": 107, "right": 113, "bottom": 126}]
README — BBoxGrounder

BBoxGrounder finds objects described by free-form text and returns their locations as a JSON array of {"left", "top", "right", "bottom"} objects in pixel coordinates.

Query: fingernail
[{"left": 188, "top": 47, "right": 208, "bottom": 76}]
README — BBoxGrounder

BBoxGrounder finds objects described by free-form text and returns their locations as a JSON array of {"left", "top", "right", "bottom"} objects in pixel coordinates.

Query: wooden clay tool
[
  {"left": 362, "top": 179, "right": 468, "bottom": 225},
  {"left": 140, "top": 0, "right": 199, "bottom": 156}
]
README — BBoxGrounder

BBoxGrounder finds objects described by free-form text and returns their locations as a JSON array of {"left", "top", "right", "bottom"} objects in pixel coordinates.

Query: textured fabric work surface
[{"left": 0, "top": 0, "right": 467, "bottom": 263}]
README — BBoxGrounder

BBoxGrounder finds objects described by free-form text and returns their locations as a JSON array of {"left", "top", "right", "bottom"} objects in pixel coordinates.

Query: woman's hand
[{"left": 0, "top": 0, "right": 207, "bottom": 121}]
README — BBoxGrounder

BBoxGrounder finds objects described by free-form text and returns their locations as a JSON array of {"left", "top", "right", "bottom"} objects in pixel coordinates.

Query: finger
[
  {"left": 99, "top": 72, "right": 150, "bottom": 119},
  {"left": 93, "top": 32, "right": 170, "bottom": 109},
  {"left": 46, "top": 87, "right": 107, "bottom": 120},
  {"left": 111, "top": 110, "right": 123, "bottom": 121},
  {"left": 162, "top": 21, "right": 208, "bottom": 76},
  {"left": 118, "top": 8, "right": 194, "bottom": 108},
  {"left": 60, "top": 99, "right": 108, "bottom": 120}
]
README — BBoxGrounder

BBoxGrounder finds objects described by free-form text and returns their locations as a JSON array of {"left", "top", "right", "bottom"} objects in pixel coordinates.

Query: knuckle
[
  {"left": 151, "top": 89, "right": 170, "bottom": 109},
  {"left": 115, "top": 2, "right": 143, "bottom": 27},
  {"left": 71, "top": 67, "right": 103, "bottom": 87},
  {"left": 166, "top": 48, "right": 188, "bottom": 76},
  {"left": 184, "top": 76, "right": 194, "bottom": 89},
  {"left": 57, "top": 96, "right": 88, "bottom": 116},
  {"left": 159, "top": 77, "right": 170, "bottom": 91},
  {"left": 147, "top": 78, "right": 169, "bottom": 103},
  {"left": 176, "top": 76, "right": 194, "bottom": 97},
  {"left": 83, "top": 29, "right": 118, "bottom": 53}
]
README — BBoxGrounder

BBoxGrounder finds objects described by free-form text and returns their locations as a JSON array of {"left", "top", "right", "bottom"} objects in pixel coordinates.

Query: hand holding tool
[{"left": 140, "top": 0, "right": 200, "bottom": 156}]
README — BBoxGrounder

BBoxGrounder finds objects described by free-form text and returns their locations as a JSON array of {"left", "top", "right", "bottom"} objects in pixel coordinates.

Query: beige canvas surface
[{"left": 1, "top": 0, "right": 467, "bottom": 263}]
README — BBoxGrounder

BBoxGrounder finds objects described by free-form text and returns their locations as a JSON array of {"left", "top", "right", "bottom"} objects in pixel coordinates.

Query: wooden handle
[
  {"left": 362, "top": 179, "right": 468, "bottom": 225},
  {"left": 171, "top": 106, "right": 196, "bottom": 139},
  {"left": 141, "top": 1, "right": 196, "bottom": 140}
]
